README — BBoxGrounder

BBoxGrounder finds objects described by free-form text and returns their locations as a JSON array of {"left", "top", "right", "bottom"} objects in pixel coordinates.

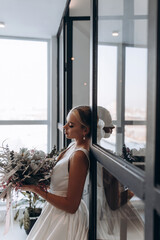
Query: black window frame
[
  {"left": 57, "top": 2, "right": 90, "bottom": 150},
  {"left": 89, "top": 0, "right": 160, "bottom": 240}
]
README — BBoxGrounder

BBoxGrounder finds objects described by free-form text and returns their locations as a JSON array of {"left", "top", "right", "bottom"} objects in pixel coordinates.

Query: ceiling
[{"left": 0, "top": 0, "right": 68, "bottom": 39}]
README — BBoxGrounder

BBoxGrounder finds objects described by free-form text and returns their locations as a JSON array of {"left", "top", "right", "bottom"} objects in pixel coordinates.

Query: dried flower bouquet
[{"left": 0, "top": 144, "right": 59, "bottom": 200}]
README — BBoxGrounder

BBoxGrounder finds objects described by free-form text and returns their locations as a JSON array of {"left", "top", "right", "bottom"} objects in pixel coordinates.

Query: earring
[{"left": 83, "top": 136, "right": 86, "bottom": 141}]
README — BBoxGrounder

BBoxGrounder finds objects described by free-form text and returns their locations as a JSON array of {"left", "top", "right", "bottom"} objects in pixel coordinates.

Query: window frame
[
  {"left": 57, "top": 5, "right": 90, "bottom": 150},
  {"left": 90, "top": 0, "right": 160, "bottom": 240}
]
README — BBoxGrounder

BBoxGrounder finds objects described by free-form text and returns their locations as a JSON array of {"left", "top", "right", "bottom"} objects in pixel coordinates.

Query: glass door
[{"left": 90, "top": 0, "right": 160, "bottom": 239}]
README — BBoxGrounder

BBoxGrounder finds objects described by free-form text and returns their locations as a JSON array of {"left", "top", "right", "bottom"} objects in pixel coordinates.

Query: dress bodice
[{"left": 50, "top": 143, "right": 89, "bottom": 197}]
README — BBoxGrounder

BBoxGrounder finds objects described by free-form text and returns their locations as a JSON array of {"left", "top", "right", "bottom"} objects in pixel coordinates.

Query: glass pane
[
  {"left": 134, "top": 20, "right": 148, "bottom": 46},
  {"left": 0, "top": 39, "right": 48, "bottom": 120},
  {"left": 59, "top": 30, "right": 64, "bottom": 124},
  {"left": 134, "top": 0, "right": 148, "bottom": 15},
  {"left": 98, "top": 20, "right": 123, "bottom": 44},
  {"left": 72, "top": 21, "right": 90, "bottom": 107},
  {"left": 0, "top": 125, "right": 47, "bottom": 152},
  {"left": 125, "top": 47, "right": 147, "bottom": 121},
  {"left": 97, "top": 162, "right": 144, "bottom": 239},
  {"left": 98, "top": 125, "right": 116, "bottom": 153},
  {"left": 69, "top": 0, "right": 90, "bottom": 16},
  {"left": 124, "top": 125, "right": 146, "bottom": 170},
  {"left": 97, "top": 0, "right": 148, "bottom": 170},
  {"left": 97, "top": 46, "right": 117, "bottom": 119},
  {"left": 98, "top": 0, "right": 124, "bottom": 16}
]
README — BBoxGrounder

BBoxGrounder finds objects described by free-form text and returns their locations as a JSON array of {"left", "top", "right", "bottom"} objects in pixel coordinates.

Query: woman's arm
[{"left": 21, "top": 151, "right": 89, "bottom": 214}]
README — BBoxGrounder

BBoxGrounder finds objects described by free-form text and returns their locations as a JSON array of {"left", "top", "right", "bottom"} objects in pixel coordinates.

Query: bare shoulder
[
  {"left": 71, "top": 149, "right": 89, "bottom": 160},
  {"left": 70, "top": 150, "right": 89, "bottom": 168}
]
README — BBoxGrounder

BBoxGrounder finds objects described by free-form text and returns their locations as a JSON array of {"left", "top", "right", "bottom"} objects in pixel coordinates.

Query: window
[
  {"left": 96, "top": 0, "right": 148, "bottom": 171},
  {"left": 0, "top": 38, "right": 49, "bottom": 152}
]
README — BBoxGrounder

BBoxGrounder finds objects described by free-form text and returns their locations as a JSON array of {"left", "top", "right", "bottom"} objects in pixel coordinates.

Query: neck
[{"left": 74, "top": 138, "right": 90, "bottom": 150}]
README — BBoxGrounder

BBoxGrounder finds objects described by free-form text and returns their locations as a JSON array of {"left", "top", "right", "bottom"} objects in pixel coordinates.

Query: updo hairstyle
[{"left": 69, "top": 106, "right": 91, "bottom": 137}]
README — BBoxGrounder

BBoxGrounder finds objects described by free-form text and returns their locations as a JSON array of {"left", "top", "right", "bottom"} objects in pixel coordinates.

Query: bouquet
[{"left": 0, "top": 144, "right": 59, "bottom": 200}]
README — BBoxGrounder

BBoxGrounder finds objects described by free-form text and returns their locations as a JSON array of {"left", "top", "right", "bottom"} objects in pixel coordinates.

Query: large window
[{"left": 0, "top": 38, "right": 49, "bottom": 152}]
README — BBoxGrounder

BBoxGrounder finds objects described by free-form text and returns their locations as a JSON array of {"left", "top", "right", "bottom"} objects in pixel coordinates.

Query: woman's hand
[{"left": 19, "top": 185, "right": 38, "bottom": 193}]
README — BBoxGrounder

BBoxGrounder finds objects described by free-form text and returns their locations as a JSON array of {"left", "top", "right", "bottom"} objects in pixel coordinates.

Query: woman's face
[{"left": 63, "top": 112, "right": 85, "bottom": 140}]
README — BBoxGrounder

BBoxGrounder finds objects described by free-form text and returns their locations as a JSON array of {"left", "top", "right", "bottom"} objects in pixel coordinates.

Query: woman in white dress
[{"left": 21, "top": 106, "right": 91, "bottom": 240}]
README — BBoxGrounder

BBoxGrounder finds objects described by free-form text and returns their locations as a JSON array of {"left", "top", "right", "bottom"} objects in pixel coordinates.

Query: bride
[{"left": 20, "top": 106, "right": 91, "bottom": 240}]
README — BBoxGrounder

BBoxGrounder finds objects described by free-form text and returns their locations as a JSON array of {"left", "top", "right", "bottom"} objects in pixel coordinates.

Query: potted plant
[{"left": 14, "top": 191, "right": 45, "bottom": 235}]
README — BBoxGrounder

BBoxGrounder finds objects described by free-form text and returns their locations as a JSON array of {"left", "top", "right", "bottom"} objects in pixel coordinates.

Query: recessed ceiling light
[
  {"left": 0, "top": 22, "right": 5, "bottom": 28},
  {"left": 112, "top": 31, "right": 119, "bottom": 37}
]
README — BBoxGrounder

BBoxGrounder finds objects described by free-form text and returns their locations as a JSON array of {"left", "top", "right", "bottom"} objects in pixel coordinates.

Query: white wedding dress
[{"left": 26, "top": 143, "right": 89, "bottom": 240}]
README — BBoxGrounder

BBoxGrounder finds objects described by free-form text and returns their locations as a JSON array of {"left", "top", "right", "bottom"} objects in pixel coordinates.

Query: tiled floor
[{"left": 0, "top": 222, "right": 27, "bottom": 240}]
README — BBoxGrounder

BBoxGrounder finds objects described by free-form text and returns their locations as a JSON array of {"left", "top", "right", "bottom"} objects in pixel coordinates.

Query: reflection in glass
[
  {"left": 98, "top": 20, "right": 123, "bottom": 44},
  {"left": 125, "top": 126, "right": 146, "bottom": 148},
  {"left": 97, "top": 162, "right": 144, "bottom": 239},
  {"left": 97, "top": 0, "right": 148, "bottom": 170},
  {"left": 97, "top": 106, "right": 116, "bottom": 153},
  {"left": 123, "top": 126, "right": 146, "bottom": 170}
]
